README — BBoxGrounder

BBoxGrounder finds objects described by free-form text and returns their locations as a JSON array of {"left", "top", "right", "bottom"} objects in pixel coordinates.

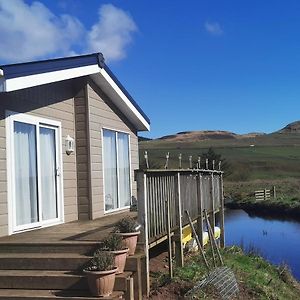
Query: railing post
[
  {"left": 165, "top": 195, "right": 173, "bottom": 278},
  {"left": 136, "top": 171, "right": 149, "bottom": 297},
  {"left": 210, "top": 172, "right": 215, "bottom": 236},
  {"left": 196, "top": 173, "right": 204, "bottom": 247},
  {"left": 174, "top": 172, "right": 184, "bottom": 267},
  {"left": 219, "top": 173, "right": 225, "bottom": 248}
]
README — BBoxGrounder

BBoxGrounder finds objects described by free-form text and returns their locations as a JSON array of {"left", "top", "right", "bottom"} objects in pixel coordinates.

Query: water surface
[{"left": 225, "top": 209, "right": 300, "bottom": 280}]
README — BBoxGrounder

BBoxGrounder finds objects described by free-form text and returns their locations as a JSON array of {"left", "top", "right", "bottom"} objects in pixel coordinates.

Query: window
[{"left": 103, "top": 129, "right": 131, "bottom": 211}]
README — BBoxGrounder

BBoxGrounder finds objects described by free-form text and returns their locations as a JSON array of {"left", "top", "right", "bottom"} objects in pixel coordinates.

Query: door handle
[{"left": 56, "top": 167, "right": 61, "bottom": 177}]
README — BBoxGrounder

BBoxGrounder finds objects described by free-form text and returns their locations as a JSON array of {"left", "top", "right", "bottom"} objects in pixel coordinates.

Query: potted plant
[
  {"left": 83, "top": 251, "right": 118, "bottom": 297},
  {"left": 98, "top": 234, "right": 129, "bottom": 274},
  {"left": 115, "top": 217, "right": 140, "bottom": 256}
]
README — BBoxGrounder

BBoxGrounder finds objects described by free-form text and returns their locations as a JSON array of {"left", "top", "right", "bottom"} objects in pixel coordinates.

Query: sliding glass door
[
  {"left": 117, "top": 132, "right": 131, "bottom": 208},
  {"left": 14, "top": 122, "right": 39, "bottom": 227},
  {"left": 103, "top": 129, "right": 131, "bottom": 212},
  {"left": 8, "top": 112, "right": 62, "bottom": 233},
  {"left": 40, "top": 126, "right": 58, "bottom": 221},
  {"left": 103, "top": 130, "right": 118, "bottom": 211}
]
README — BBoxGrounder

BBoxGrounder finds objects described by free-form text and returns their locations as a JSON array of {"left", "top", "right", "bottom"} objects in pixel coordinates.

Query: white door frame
[{"left": 6, "top": 111, "right": 64, "bottom": 235}]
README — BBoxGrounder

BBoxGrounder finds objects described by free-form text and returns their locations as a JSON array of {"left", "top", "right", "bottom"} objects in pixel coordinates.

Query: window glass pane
[
  {"left": 14, "top": 121, "right": 39, "bottom": 225},
  {"left": 103, "top": 129, "right": 118, "bottom": 211},
  {"left": 117, "top": 132, "right": 131, "bottom": 207},
  {"left": 40, "top": 127, "right": 58, "bottom": 220}
]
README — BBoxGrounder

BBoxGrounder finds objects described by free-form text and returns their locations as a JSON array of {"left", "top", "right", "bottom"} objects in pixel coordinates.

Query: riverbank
[
  {"left": 226, "top": 198, "right": 300, "bottom": 220},
  {"left": 225, "top": 178, "right": 300, "bottom": 220},
  {"left": 150, "top": 246, "right": 300, "bottom": 299}
]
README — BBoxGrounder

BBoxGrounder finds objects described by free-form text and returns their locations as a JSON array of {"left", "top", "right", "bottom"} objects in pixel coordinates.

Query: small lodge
[{"left": 0, "top": 53, "right": 224, "bottom": 299}]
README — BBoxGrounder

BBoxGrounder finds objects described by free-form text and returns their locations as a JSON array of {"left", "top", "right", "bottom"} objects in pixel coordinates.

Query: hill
[
  {"left": 277, "top": 120, "right": 300, "bottom": 134},
  {"left": 158, "top": 130, "right": 265, "bottom": 142},
  {"left": 139, "top": 121, "right": 300, "bottom": 202}
]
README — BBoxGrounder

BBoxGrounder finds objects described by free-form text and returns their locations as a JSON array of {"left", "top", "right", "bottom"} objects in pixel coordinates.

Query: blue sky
[{"left": 1, "top": 1, "right": 300, "bottom": 138}]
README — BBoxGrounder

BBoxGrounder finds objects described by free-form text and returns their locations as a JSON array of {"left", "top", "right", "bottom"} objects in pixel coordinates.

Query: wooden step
[
  {"left": 0, "top": 253, "right": 91, "bottom": 271},
  {"left": 0, "top": 242, "right": 100, "bottom": 255},
  {"left": 0, "top": 289, "right": 124, "bottom": 299},
  {"left": 0, "top": 251, "right": 146, "bottom": 272},
  {"left": 0, "top": 270, "right": 131, "bottom": 291}
]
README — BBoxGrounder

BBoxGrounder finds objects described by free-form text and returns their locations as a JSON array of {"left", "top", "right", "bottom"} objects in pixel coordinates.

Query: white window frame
[
  {"left": 6, "top": 111, "right": 64, "bottom": 235},
  {"left": 101, "top": 127, "right": 132, "bottom": 214}
]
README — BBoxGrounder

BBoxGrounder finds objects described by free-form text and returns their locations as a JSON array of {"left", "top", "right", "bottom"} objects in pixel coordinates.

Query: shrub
[
  {"left": 84, "top": 251, "right": 115, "bottom": 271},
  {"left": 100, "top": 234, "right": 124, "bottom": 251},
  {"left": 114, "top": 217, "right": 138, "bottom": 233}
]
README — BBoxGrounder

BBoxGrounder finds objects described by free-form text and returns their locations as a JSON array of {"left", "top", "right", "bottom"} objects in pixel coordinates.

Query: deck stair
[{"left": 0, "top": 241, "right": 143, "bottom": 300}]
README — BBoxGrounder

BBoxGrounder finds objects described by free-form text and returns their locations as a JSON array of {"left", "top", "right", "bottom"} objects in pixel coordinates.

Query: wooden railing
[
  {"left": 135, "top": 168, "right": 225, "bottom": 296},
  {"left": 136, "top": 169, "right": 224, "bottom": 243}
]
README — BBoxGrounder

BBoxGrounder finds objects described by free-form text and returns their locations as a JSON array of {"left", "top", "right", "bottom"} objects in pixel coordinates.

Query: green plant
[
  {"left": 84, "top": 251, "right": 115, "bottom": 271},
  {"left": 200, "top": 147, "right": 232, "bottom": 175},
  {"left": 100, "top": 234, "right": 124, "bottom": 251},
  {"left": 114, "top": 217, "right": 138, "bottom": 233}
]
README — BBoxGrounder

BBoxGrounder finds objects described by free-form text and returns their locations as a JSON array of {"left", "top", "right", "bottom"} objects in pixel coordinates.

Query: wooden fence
[
  {"left": 135, "top": 168, "right": 225, "bottom": 296},
  {"left": 255, "top": 186, "right": 276, "bottom": 201}
]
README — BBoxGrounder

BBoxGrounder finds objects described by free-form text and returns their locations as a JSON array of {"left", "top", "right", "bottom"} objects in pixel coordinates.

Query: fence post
[
  {"left": 273, "top": 186, "right": 276, "bottom": 200},
  {"left": 264, "top": 189, "right": 267, "bottom": 201},
  {"left": 196, "top": 173, "right": 204, "bottom": 247},
  {"left": 136, "top": 171, "right": 150, "bottom": 297},
  {"left": 219, "top": 173, "right": 225, "bottom": 248},
  {"left": 174, "top": 172, "right": 184, "bottom": 267}
]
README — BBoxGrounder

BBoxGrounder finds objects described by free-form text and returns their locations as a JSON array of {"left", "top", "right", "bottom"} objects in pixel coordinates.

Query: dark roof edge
[
  {"left": 0, "top": 53, "right": 103, "bottom": 79},
  {"left": 0, "top": 53, "right": 102, "bottom": 68}
]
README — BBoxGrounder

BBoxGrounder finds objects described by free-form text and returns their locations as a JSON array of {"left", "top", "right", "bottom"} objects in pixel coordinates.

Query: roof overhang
[
  {"left": 91, "top": 69, "right": 150, "bottom": 131},
  {"left": 0, "top": 54, "right": 150, "bottom": 131}
]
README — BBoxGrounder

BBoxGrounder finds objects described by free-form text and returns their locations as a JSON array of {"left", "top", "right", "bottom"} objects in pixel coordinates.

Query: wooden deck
[
  {"left": 0, "top": 210, "right": 145, "bottom": 299},
  {"left": 0, "top": 211, "right": 137, "bottom": 244}
]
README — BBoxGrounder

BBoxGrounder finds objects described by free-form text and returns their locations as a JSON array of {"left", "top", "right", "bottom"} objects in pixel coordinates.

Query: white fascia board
[
  {"left": 3, "top": 64, "right": 101, "bottom": 92},
  {"left": 97, "top": 68, "right": 150, "bottom": 131}
]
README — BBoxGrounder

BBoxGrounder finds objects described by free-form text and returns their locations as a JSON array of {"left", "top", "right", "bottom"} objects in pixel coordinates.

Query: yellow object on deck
[{"left": 182, "top": 225, "right": 221, "bottom": 247}]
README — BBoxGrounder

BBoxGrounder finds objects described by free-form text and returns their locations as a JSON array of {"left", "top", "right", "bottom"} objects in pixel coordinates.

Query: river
[{"left": 225, "top": 209, "right": 300, "bottom": 280}]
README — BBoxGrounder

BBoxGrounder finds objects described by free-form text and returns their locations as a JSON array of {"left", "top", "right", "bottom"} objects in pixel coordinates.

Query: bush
[
  {"left": 84, "top": 251, "right": 115, "bottom": 271},
  {"left": 100, "top": 234, "right": 124, "bottom": 251},
  {"left": 114, "top": 217, "right": 138, "bottom": 233}
]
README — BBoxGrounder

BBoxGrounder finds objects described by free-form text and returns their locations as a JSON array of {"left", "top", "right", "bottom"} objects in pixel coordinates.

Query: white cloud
[
  {"left": 204, "top": 22, "right": 223, "bottom": 36},
  {"left": 0, "top": 1, "right": 137, "bottom": 63},
  {"left": 87, "top": 4, "right": 137, "bottom": 61},
  {"left": 0, "top": 0, "right": 84, "bottom": 62}
]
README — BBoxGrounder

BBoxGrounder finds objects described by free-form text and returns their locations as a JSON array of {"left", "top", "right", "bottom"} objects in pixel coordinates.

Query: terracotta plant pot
[
  {"left": 84, "top": 267, "right": 118, "bottom": 297},
  {"left": 111, "top": 248, "right": 129, "bottom": 274},
  {"left": 118, "top": 231, "right": 140, "bottom": 256}
]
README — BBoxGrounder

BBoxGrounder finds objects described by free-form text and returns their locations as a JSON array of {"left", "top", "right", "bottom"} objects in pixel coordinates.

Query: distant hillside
[
  {"left": 152, "top": 121, "right": 300, "bottom": 144},
  {"left": 138, "top": 120, "right": 300, "bottom": 186},
  {"left": 157, "top": 130, "right": 266, "bottom": 143},
  {"left": 138, "top": 136, "right": 152, "bottom": 142},
  {"left": 277, "top": 121, "right": 300, "bottom": 134}
]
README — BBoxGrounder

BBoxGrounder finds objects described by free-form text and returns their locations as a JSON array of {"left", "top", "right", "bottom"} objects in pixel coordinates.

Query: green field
[{"left": 139, "top": 133, "right": 300, "bottom": 202}]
